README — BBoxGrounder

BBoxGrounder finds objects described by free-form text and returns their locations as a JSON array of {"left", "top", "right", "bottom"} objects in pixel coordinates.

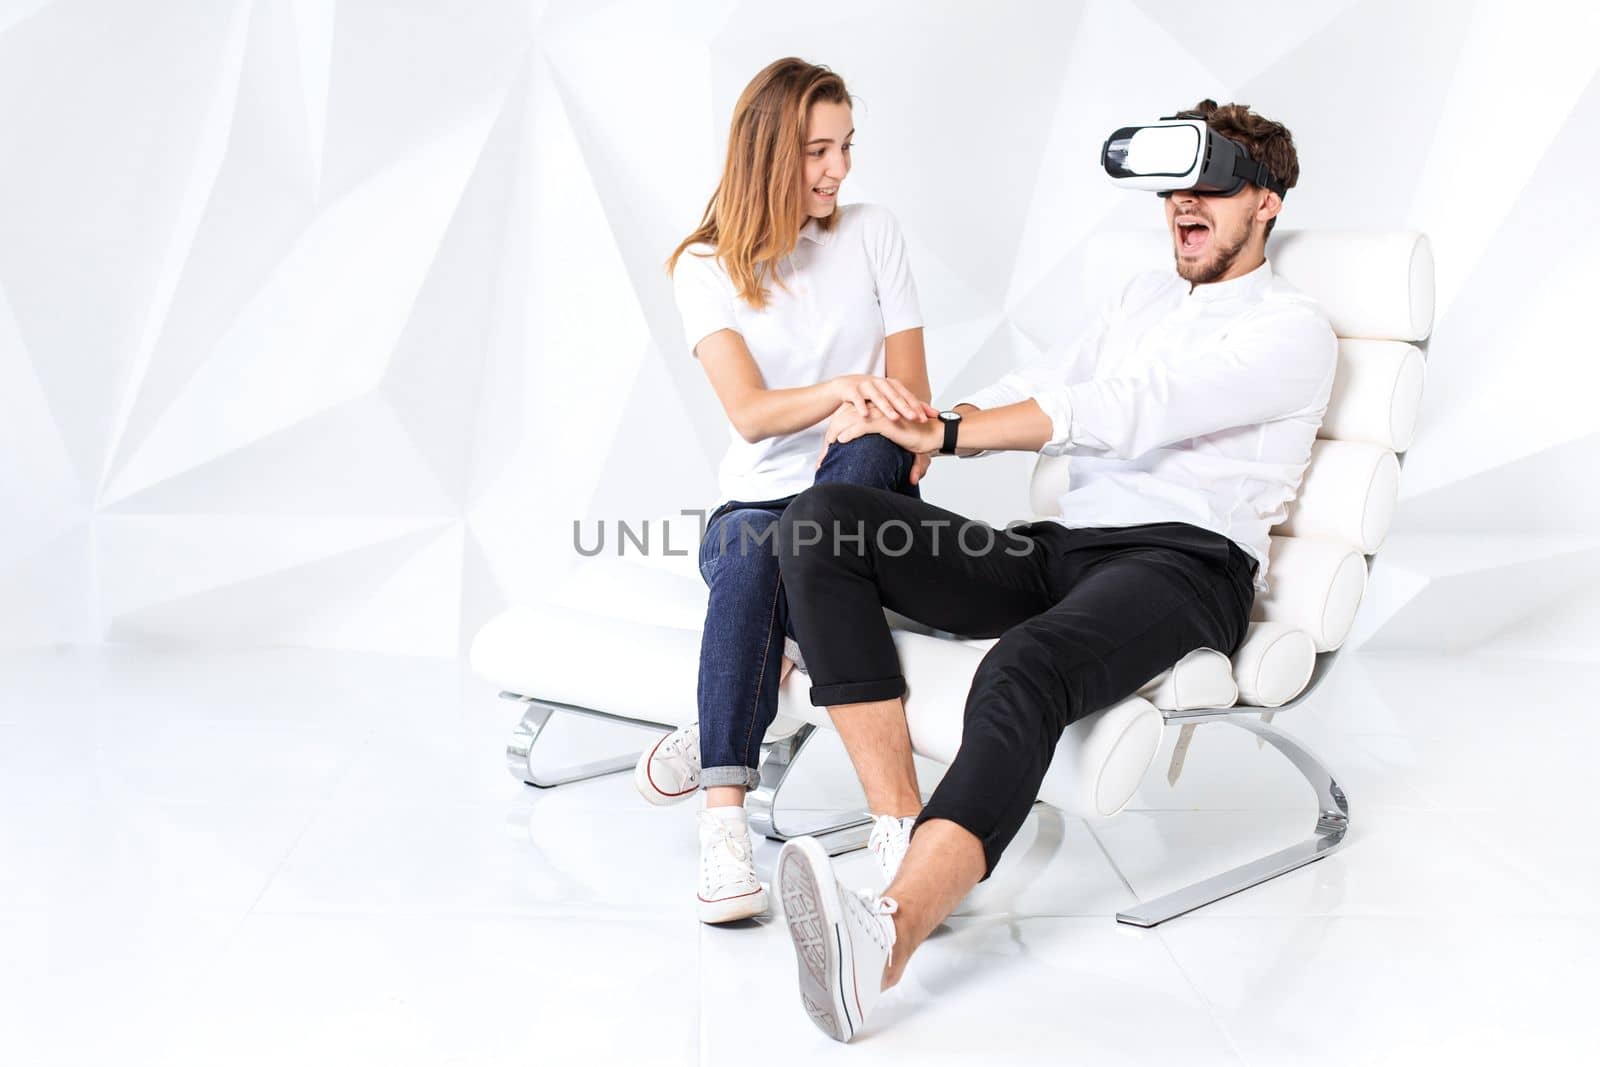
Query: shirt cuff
[{"left": 1035, "top": 387, "right": 1075, "bottom": 457}]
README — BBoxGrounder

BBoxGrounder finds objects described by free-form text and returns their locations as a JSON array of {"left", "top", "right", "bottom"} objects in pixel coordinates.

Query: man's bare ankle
[
  {"left": 869, "top": 796, "right": 922, "bottom": 820},
  {"left": 881, "top": 915, "right": 912, "bottom": 990}
]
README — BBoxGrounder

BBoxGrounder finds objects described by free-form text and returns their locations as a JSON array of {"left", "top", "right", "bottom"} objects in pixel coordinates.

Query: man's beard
[{"left": 1174, "top": 223, "right": 1251, "bottom": 285}]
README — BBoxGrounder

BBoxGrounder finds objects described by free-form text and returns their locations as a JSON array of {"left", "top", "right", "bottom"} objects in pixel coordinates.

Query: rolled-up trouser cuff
[
  {"left": 700, "top": 764, "right": 762, "bottom": 791},
  {"left": 808, "top": 675, "right": 906, "bottom": 707},
  {"left": 912, "top": 803, "right": 1002, "bottom": 882}
]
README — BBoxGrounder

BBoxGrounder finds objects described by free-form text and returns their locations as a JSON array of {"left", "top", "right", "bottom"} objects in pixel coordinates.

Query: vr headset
[{"left": 1101, "top": 115, "right": 1287, "bottom": 198}]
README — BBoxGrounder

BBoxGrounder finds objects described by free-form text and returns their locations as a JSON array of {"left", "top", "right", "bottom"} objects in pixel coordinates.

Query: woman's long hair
[{"left": 666, "top": 58, "right": 850, "bottom": 310}]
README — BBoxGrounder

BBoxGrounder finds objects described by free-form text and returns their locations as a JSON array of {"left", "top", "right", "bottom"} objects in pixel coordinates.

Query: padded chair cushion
[
  {"left": 1230, "top": 621, "right": 1317, "bottom": 708},
  {"left": 1323, "top": 340, "right": 1426, "bottom": 452},
  {"left": 1030, "top": 454, "right": 1074, "bottom": 518},
  {"left": 545, "top": 555, "right": 708, "bottom": 632},
  {"left": 473, "top": 604, "right": 697, "bottom": 726},
  {"left": 1038, "top": 695, "right": 1164, "bottom": 816},
  {"left": 1136, "top": 647, "right": 1238, "bottom": 711},
  {"left": 470, "top": 603, "right": 811, "bottom": 743},
  {"left": 1251, "top": 535, "right": 1367, "bottom": 652},
  {"left": 1275, "top": 439, "right": 1400, "bottom": 554},
  {"left": 1271, "top": 230, "right": 1435, "bottom": 342}
]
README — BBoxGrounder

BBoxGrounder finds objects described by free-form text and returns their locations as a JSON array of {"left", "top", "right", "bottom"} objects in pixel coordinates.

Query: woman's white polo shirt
[{"left": 672, "top": 202, "right": 922, "bottom": 505}]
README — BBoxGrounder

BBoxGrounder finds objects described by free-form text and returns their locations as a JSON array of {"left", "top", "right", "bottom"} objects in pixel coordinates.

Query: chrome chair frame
[
  {"left": 1108, "top": 452, "right": 1413, "bottom": 925},
  {"left": 1113, "top": 648, "right": 1350, "bottom": 927},
  {"left": 502, "top": 692, "right": 663, "bottom": 788}
]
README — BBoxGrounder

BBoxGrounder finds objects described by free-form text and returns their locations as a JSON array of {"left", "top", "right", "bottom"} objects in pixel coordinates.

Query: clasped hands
[{"left": 814, "top": 378, "right": 943, "bottom": 484}]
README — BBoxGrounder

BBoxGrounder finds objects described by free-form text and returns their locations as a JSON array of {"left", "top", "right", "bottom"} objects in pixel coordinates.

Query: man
[{"left": 770, "top": 100, "right": 1337, "bottom": 1043}]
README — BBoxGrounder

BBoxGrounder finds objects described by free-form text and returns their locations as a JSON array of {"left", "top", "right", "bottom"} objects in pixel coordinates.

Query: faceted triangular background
[{"left": 2, "top": 0, "right": 1597, "bottom": 659}]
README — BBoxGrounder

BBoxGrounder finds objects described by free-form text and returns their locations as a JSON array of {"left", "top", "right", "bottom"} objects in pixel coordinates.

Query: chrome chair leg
[
  {"left": 746, "top": 723, "right": 872, "bottom": 856},
  {"left": 501, "top": 692, "right": 667, "bottom": 789},
  {"left": 1115, "top": 714, "right": 1350, "bottom": 928}
]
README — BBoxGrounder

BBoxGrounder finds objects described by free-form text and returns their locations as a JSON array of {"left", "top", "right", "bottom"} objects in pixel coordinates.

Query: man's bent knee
[{"left": 777, "top": 484, "right": 869, "bottom": 567}]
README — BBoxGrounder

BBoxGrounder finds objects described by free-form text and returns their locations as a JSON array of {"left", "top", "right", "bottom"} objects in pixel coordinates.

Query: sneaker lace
[
  {"left": 866, "top": 814, "right": 903, "bottom": 859},
  {"left": 664, "top": 726, "right": 698, "bottom": 760},
  {"left": 702, "top": 819, "right": 755, "bottom": 895},
  {"left": 660, "top": 727, "right": 701, "bottom": 784},
  {"left": 846, "top": 890, "right": 899, "bottom": 954}
]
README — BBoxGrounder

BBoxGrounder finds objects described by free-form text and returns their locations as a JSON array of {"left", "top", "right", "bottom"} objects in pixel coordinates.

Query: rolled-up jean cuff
[
  {"left": 808, "top": 675, "right": 907, "bottom": 707},
  {"left": 700, "top": 765, "right": 762, "bottom": 791}
]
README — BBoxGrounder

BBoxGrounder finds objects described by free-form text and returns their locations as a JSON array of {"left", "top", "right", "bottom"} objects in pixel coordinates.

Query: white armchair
[{"left": 470, "top": 227, "right": 1434, "bottom": 926}]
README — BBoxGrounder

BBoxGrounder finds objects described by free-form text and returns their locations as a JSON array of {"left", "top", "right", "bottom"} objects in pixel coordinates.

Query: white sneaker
[
  {"left": 776, "top": 835, "right": 899, "bottom": 1043},
  {"left": 867, "top": 814, "right": 915, "bottom": 888},
  {"left": 697, "top": 809, "right": 769, "bottom": 923},
  {"left": 634, "top": 724, "right": 700, "bottom": 805}
]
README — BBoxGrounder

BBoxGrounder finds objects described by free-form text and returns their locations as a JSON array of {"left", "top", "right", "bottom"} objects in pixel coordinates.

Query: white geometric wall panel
[{"left": 1, "top": 0, "right": 1597, "bottom": 659}]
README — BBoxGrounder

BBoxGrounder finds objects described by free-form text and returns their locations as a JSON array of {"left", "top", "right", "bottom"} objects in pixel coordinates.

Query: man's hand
[
  {"left": 826, "top": 400, "right": 942, "bottom": 453},
  {"left": 815, "top": 400, "right": 943, "bottom": 470}
]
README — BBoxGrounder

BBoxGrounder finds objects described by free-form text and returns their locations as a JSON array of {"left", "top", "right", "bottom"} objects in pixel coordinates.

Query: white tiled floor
[{"left": 2, "top": 645, "right": 1597, "bottom": 1064}]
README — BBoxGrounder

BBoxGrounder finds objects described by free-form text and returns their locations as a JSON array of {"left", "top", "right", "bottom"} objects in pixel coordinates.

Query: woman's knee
[{"left": 815, "top": 434, "right": 912, "bottom": 487}]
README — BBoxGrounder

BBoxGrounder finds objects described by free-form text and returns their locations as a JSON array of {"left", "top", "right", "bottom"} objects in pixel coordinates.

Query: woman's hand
[{"left": 829, "top": 374, "right": 930, "bottom": 422}]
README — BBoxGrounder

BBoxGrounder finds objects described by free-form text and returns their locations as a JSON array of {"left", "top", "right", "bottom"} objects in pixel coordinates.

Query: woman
[{"left": 637, "top": 57, "right": 934, "bottom": 923}]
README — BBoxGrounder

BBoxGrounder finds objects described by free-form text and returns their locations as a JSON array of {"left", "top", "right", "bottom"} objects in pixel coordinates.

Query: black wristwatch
[{"left": 937, "top": 409, "right": 962, "bottom": 455}]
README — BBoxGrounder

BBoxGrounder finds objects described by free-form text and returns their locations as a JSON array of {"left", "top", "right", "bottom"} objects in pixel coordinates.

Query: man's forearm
[{"left": 947, "top": 400, "right": 1053, "bottom": 457}]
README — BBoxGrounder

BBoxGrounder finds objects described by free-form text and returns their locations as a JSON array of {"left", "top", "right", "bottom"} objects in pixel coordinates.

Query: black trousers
[{"left": 774, "top": 483, "right": 1257, "bottom": 879}]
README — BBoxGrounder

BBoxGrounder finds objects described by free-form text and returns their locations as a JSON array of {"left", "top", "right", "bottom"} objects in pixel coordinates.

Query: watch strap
[{"left": 940, "top": 411, "right": 960, "bottom": 455}]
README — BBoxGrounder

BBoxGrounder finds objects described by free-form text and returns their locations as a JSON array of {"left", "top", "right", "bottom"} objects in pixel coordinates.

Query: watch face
[{"left": 940, "top": 411, "right": 960, "bottom": 422}]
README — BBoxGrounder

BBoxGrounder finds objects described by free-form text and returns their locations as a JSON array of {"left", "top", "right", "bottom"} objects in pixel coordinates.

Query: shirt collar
[
  {"left": 1184, "top": 257, "right": 1273, "bottom": 303},
  {"left": 799, "top": 216, "right": 835, "bottom": 246}
]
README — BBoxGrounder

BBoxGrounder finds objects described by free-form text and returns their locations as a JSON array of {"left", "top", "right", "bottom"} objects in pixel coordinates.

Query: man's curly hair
[{"left": 1176, "top": 99, "right": 1299, "bottom": 237}]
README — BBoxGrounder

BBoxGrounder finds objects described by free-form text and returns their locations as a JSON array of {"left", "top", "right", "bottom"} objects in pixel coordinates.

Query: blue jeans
[{"left": 696, "top": 435, "right": 921, "bottom": 790}]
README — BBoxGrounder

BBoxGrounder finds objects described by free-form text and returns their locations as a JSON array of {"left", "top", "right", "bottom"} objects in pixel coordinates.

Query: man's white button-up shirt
[{"left": 960, "top": 260, "right": 1337, "bottom": 594}]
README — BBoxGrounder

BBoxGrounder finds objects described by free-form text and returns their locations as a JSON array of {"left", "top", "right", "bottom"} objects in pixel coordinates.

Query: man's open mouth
[{"left": 1177, "top": 218, "right": 1211, "bottom": 254}]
